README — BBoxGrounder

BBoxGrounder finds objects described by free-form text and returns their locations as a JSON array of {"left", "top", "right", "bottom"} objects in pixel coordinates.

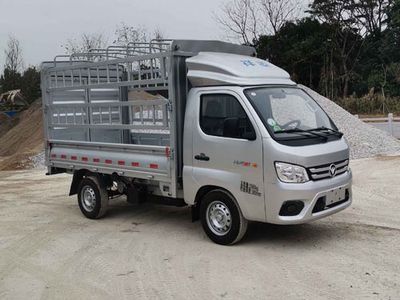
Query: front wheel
[
  {"left": 77, "top": 176, "right": 109, "bottom": 219},
  {"left": 200, "top": 189, "right": 248, "bottom": 245}
]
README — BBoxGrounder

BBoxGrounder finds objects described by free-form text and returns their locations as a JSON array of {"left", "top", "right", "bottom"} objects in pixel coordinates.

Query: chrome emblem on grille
[{"left": 329, "top": 164, "right": 337, "bottom": 177}]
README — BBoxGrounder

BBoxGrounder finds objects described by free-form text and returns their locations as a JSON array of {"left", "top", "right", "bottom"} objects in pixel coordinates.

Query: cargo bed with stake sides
[{"left": 42, "top": 40, "right": 352, "bottom": 244}]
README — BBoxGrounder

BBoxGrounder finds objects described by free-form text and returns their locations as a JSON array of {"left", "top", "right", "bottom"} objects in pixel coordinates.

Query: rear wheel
[
  {"left": 77, "top": 176, "right": 109, "bottom": 219},
  {"left": 200, "top": 189, "right": 248, "bottom": 245}
]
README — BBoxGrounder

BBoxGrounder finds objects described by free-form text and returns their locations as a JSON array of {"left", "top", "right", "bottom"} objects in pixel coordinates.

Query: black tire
[
  {"left": 200, "top": 189, "right": 248, "bottom": 245},
  {"left": 77, "top": 176, "right": 109, "bottom": 219}
]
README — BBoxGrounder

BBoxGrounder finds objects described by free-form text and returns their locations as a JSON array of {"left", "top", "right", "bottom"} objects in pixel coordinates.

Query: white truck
[{"left": 41, "top": 40, "right": 352, "bottom": 245}]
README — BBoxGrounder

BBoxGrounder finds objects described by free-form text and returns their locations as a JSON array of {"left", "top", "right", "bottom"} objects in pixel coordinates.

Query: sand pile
[
  {"left": 0, "top": 99, "right": 44, "bottom": 170},
  {"left": 0, "top": 113, "right": 18, "bottom": 138}
]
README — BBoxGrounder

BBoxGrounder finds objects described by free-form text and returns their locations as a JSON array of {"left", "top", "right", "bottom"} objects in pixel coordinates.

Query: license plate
[{"left": 326, "top": 187, "right": 346, "bottom": 206}]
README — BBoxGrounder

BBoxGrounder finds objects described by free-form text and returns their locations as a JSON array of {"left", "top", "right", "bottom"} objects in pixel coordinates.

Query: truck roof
[
  {"left": 186, "top": 52, "right": 295, "bottom": 87},
  {"left": 41, "top": 40, "right": 294, "bottom": 88}
]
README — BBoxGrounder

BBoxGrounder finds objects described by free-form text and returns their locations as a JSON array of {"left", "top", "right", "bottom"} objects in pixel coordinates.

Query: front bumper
[{"left": 266, "top": 170, "right": 352, "bottom": 224}]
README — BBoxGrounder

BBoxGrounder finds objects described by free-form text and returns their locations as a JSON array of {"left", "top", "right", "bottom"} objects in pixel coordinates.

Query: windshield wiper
[
  {"left": 307, "top": 127, "right": 343, "bottom": 138},
  {"left": 274, "top": 128, "right": 328, "bottom": 141}
]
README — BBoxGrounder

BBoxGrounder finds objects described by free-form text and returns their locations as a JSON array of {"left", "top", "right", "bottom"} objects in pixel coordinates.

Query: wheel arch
[
  {"left": 69, "top": 169, "right": 111, "bottom": 196},
  {"left": 192, "top": 185, "right": 240, "bottom": 222}
]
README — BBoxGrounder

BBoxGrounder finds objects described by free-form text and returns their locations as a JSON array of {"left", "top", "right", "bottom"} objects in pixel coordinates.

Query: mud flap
[{"left": 191, "top": 204, "right": 200, "bottom": 222}]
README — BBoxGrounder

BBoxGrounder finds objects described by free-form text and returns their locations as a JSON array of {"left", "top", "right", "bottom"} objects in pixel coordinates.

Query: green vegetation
[
  {"left": 255, "top": 0, "right": 400, "bottom": 114},
  {"left": 0, "top": 67, "right": 41, "bottom": 105},
  {"left": 0, "top": 36, "right": 41, "bottom": 105}
]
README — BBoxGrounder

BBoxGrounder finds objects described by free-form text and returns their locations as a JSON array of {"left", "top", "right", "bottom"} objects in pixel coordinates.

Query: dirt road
[{"left": 0, "top": 157, "right": 399, "bottom": 299}]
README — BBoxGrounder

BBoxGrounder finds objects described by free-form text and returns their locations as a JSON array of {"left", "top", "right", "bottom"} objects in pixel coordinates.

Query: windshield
[{"left": 244, "top": 87, "right": 340, "bottom": 144}]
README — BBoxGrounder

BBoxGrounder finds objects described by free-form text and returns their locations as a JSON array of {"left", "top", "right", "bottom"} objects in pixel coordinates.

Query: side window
[{"left": 200, "top": 94, "right": 256, "bottom": 140}]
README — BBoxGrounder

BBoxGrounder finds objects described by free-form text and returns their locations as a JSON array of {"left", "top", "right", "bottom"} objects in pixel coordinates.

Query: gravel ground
[
  {"left": 300, "top": 85, "right": 400, "bottom": 159},
  {"left": 0, "top": 157, "right": 399, "bottom": 299},
  {"left": 29, "top": 151, "right": 45, "bottom": 169}
]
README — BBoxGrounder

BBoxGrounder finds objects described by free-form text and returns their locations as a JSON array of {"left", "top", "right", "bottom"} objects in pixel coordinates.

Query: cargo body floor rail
[{"left": 49, "top": 140, "right": 172, "bottom": 181}]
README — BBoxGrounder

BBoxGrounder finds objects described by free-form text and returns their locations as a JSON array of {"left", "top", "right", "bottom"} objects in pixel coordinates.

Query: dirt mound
[
  {"left": 0, "top": 99, "right": 44, "bottom": 170},
  {"left": 0, "top": 113, "right": 18, "bottom": 138}
]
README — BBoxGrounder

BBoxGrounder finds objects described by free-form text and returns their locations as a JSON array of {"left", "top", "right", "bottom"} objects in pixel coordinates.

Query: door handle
[{"left": 194, "top": 153, "right": 210, "bottom": 161}]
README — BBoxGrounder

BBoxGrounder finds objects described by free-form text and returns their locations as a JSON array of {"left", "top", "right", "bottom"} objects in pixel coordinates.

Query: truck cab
[
  {"left": 41, "top": 40, "right": 352, "bottom": 245},
  {"left": 182, "top": 52, "right": 351, "bottom": 244}
]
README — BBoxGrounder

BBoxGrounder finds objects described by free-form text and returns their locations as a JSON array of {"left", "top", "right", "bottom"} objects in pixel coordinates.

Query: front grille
[{"left": 308, "top": 159, "right": 349, "bottom": 181}]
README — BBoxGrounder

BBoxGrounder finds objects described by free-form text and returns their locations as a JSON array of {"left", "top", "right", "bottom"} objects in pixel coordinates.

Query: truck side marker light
[
  {"left": 61, "top": 154, "right": 67, "bottom": 159},
  {"left": 81, "top": 157, "right": 88, "bottom": 162},
  {"left": 51, "top": 154, "right": 57, "bottom": 158},
  {"left": 71, "top": 156, "right": 77, "bottom": 160},
  {"left": 165, "top": 147, "right": 171, "bottom": 157},
  {"left": 149, "top": 163, "right": 159, "bottom": 169},
  {"left": 132, "top": 162, "right": 140, "bottom": 167},
  {"left": 118, "top": 160, "right": 125, "bottom": 166},
  {"left": 105, "top": 159, "right": 112, "bottom": 164},
  {"left": 93, "top": 158, "right": 100, "bottom": 163}
]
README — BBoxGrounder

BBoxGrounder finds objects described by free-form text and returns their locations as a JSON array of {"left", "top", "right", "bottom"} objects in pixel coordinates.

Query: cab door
[{"left": 191, "top": 90, "right": 265, "bottom": 222}]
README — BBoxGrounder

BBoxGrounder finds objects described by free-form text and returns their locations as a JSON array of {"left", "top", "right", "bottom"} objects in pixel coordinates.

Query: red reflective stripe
[
  {"left": 165, "top": 147, "right": 170, "bottom": 157},
  {"left": 149, "top": 163, "right": 158, "bottom": 169},
  {"left": 118, "top": 160, "right": 125, "bottom": 166},
  {"left": 81, "top": 157, "right": 88, "bottom": 162},
  {"left": 61, "top": 155, "right": 67, "bottom": 159},
  {"left": 93, "top": 158, "right": 100, "bottom": 163},
  {"left": 71, "top": 156, "right": 77, "bottom": 160},
  {"left": 131, "top": 162, "right": 140, "bottom": 167},
  {"left": 105, "top": 159, "right": 112, "bottom": 164}
]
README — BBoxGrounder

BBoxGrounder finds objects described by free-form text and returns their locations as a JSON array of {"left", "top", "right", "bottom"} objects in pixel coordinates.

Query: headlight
[{"left": 275, "top": 162, "right": 310, "bottom": 183}]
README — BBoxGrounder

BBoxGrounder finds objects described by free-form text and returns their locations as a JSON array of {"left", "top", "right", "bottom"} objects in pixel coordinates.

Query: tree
[
  {"left": 214, "top": 0, "right": 302, "bottom": 44},
  {"left": 0, "top": 68, "right": 22, "bottom": 93},
  {"left": 62, "top": 33, "right": 108, "bottom": 54},
  {"left": 309, "top": 0, "right": 365, "bottom": 98},
  {"left": 260, "top": 0, "right": 302, "bottom": 34},
  {"left": 383, "top": 0, "right": 400, "bottom": 60},
  {"left": 1, "top": 36, "right": 24, "bottom": 96},
  {"left": 0, "top": 67, "right": 40, "bottom": 104},
  {"left": 214, "top": 0, "right": 261, "bottom": 45},
  {"left": 257, "top": 18, "right": 333, "bottom": 91},
  {"left": 351, "top": 0, "right": 392, "bottom": 37},
  {"left": 113, "top": 23, "right": 150, "bottom": 45},
  {"left": 113, "top": 23, "right": 165, "bottom": 47},
  {"left": 4, "top": 36, "right": 24, "bottom": 73},
  {"left": 112, "top": 24, "right": 166, "bottom": 58},
  {"left": 21, "top": 67, "right": 41, "bottom": 103},
  {"left": 350, "top": 0, "right": 399, "bottom": 97}
]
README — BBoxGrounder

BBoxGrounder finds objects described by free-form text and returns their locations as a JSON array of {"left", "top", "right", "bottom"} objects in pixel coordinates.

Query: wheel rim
[
  {"left": 206, "top": 201, "right": 232, "bottom": 236},
  {"left": 81, "top": 185, "right": 96, "bottom": 212}
]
